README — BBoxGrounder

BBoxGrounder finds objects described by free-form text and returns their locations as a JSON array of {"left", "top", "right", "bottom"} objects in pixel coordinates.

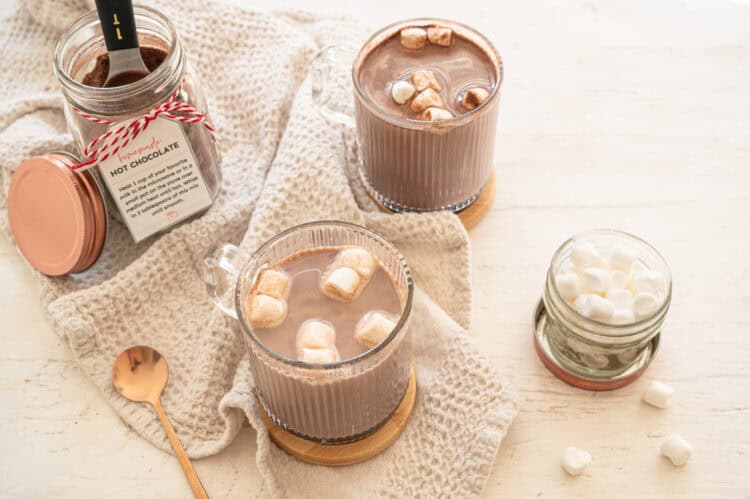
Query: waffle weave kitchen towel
[{"left": 0, "top": 0, "right": 520, "bottom": 496}]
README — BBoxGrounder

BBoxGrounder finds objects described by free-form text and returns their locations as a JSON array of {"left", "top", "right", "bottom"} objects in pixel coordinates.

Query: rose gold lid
[{"left": 8, "top": 153, "right": 107, "bottom": 276}]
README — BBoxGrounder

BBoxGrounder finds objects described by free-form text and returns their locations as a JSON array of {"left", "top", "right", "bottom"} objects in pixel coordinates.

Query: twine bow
[{"left": 70, "top": 77, "right": 218, "bottom": 171}]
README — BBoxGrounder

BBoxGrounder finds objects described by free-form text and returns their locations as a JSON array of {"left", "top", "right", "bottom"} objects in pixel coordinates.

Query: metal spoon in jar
[
  {"left": 94, "top": 0, "right": 150, "bottom": 87},
  {"left": 112, "top": 346, "right": 208, "bottom": 499}
]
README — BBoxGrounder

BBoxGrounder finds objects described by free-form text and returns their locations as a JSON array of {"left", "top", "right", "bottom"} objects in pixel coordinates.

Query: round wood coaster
[
  {"left": 261, "top": 369, "right": 416, "bottom": 466},
  {"left": 370, "top": 172, "right": 496, "bottom": 229}
]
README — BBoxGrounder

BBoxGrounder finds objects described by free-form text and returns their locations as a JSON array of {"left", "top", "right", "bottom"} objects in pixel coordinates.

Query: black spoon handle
[{"left": 94, "top": 0, "right": 140, "bottom": 52}]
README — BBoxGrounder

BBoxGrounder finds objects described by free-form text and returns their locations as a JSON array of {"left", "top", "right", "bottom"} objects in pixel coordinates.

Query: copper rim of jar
[
  {"left": 235, "top": 220, "right": 414, "bottom": 370},
  {"left": 352, "top": 17, "right": 504, "bottom": 130},
  {"left": 52, "top": 5, "right": 183, "bottom": 112},
  {"left": 545, "top": 229, "right": 673, "bottom": 339}
]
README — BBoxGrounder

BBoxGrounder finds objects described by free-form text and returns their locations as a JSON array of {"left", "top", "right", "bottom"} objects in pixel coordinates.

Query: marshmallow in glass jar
[{"left": 535, "top": 230, "right": 672, "bottom": 390}]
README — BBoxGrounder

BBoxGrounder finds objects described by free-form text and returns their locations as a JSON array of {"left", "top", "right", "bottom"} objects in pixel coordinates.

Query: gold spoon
[{"left": 113, "top": 346, "right": 208, "bottom": 499}]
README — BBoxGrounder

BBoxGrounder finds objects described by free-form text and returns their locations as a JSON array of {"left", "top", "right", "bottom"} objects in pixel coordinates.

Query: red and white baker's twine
[{"left": 70, "top": 77, "right": 218, "bottom": 171}]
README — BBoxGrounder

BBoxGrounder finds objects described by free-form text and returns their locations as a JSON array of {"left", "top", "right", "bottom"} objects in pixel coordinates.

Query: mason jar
[
  {"left": 534, "top": 230, "right": 672, "bottom": 390},
  {"left": 52, "top": 6, "right": 221, "bottom": 243}
]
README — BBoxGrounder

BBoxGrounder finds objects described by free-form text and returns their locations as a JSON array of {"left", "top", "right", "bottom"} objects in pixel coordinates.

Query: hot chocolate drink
[
  {"left": 251, "top": 248, "right": 403, "bottom": 362},
  {"left": 351, "top": 19, "right": 502, "bottom": 211},
  {"left": 236, "top": 236, "right": 412, "bottom": 443}
]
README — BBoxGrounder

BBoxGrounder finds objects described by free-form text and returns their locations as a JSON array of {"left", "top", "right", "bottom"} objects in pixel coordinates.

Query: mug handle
[
  {"left": 311, "top": 46, "right": 357, "bottom": 128},
  {"left": 202, "top": 244, "right": 249, "bottom": 320}
]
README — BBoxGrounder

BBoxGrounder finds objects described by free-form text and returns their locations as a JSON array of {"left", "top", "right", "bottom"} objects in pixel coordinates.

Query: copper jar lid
[{"left": 8, "top": 153, "right": 107, "bottom": 276}]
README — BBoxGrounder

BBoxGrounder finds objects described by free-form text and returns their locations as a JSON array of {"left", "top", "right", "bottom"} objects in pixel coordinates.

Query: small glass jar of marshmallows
[{"left": 534, "top": 229, "right": 672, "bottom": 390}]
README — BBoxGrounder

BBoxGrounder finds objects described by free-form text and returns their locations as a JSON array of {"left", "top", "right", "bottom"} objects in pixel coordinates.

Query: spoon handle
[
  {"left": 151, "top": 398, "right": 209, "bottom": 499},
  {"left": 94, "top": 0, "right": 140, "bottom": 52}
]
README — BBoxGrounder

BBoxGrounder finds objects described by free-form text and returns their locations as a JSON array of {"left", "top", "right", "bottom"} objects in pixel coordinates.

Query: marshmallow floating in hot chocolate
[
  {"left": 555, "top": 241, "right": 667, "bottom": 325},
  {"left": 296, "top": 320, "right": 339, "bottom": 363},
  {"left": 249, "top": 294, "right": 287, "bottom": 329},
  {"left": 411, "top": 88, "right": 443, "bottom": 113},
  {"left": 461, "top": 87, "right": 489, "bottom": 110},
  {"left": 400, "top": 27, "right": 427, "bottom": 49},
  {"left": 411, "top": 69, "right": 442, "bottom": 92},
  {"left": 427, "top": 26, "right": 452, "bottom": 47},
  {"left": 422, "top": 107, "right": 453, "bottom": 121},
  {"left": 320, "top": 247, "right": 379, "bottom": 302},
  {"left": 391, "top": 80, "right": 416, "bottom": 104},
  {"left": 256, "top": 268, "right": 291, "bottom": 300},
  {"left": 355, "top": 310, "right": 398, "bottom": 349}
]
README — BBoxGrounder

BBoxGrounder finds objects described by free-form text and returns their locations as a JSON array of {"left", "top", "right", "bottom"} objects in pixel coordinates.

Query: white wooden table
[{"left": 2, "top": 0, "right": 749, "bottom": 497}]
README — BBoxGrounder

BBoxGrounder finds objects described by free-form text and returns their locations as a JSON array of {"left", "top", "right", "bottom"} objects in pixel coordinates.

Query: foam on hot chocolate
[
  {"left": 358, "top": 24, "right": 497, "bottom": 121},
  {"left": 250, "top": 247, "right": 403, "bottom": 361}
]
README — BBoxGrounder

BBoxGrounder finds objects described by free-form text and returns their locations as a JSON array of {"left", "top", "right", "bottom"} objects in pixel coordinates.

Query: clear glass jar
[
  {"left": 203, "top": 221, "right": 414, "bottom": 443},
  {"left": 53, "top": 6, "right": 221, "bottom": 241},
  {"left": 534, "top": 230, "right": 672, "bottom": 390}
]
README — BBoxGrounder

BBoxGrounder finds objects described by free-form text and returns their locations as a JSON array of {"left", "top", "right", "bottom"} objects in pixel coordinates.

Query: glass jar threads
[
  {"left": 53, "top": 5, "right": 221, "bottom": 243},
  {"left": 534, "top": 230, "right": 672, "bottom": 390}
]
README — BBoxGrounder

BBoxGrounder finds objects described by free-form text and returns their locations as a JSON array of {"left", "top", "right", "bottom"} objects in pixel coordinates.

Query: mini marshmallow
[
  {"left": 632, "top": 270, "right": 665, "bottom": 296},
  {"left": 555, "top": 272, "right": 580, "bottom": 301},
  {"left": 400, "top": 28, "right": 427, "bottom": 49},
  {"left": 570, "top": 242, "right": 607, "bottom": 270},
  {"left": 411, "top": 88, "right": 443, "bottom": 113},
  {"left": 661, "top": 434, "right": 693, "bottom": 466},
  {"left": 574, "top": 294, "right": 615, "bottom": 322},
  {"left": 336, "top": 247, "right": 377, "bottom": 278},
  {"left": 422, "top": 107, "right": 453, "bottom": 121},
  {"left": 300, "top": 347, "right": 340, "bottom": 364},
  {"left": 296, "top": 320, "right": 336, "bottom": 357},
  {"left": 427, "top": 26, "right": 452, "bottom": 46},
  {"left": 249, "top": 294, "right": 287, "bottom": 328},
  {"left": 606, "top": 288, "right": 634, "bottom": 310},
  {"left": 610, "top": 270, "right": 629, "bottom": 290},
  {"left": 633, "top": 292, "right": 660, "bottom": 320},
  {"left": 411, "top": 70, "right": 442, "bottom": 92},
  {"left": 391, "top": 80, "right": 415, "bottom": 105},
  {"left": 355, "top": 311, "right": 397, "bottom": 349},
  {"left": 461, "top": 87, "right": 489, "bottom": 110},
  {"left": 256, "top": 268, "right": 291, "bottom": 300},
  {"left": 561, "top": 447, "right": 591, "bottom": 476},
  {"left": 608, "top": 245, "right": 638, "bottom": 272},
  {"left": 321, "top": 266, "right": 361, "bottom": 302},
  {"left": 643, "top": 380, "right": 674, "bottom": 409},
  {"left": 610, "top": 308, "right": 635, "bottom": 325},
  {"left": 582, "top": 268, "right": 612, "bottom": 293}
]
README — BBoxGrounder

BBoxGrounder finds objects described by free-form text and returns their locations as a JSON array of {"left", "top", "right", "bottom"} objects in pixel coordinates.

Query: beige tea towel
[{"left": 0, "top": 0, "right": 520, "bottom": 496}]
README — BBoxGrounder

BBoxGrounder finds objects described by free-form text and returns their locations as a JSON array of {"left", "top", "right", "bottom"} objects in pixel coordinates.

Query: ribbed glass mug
[
  {"left": 312, "top": 18, "right": 503, "bottom": 212},
  {"left": 203, "top": 221, "right": 414, "bottom": 443}
]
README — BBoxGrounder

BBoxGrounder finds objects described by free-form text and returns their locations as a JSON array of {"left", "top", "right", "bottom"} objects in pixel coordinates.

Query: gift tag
[{"left": 98, "top": 117, "right": 213, "bottom": 242}]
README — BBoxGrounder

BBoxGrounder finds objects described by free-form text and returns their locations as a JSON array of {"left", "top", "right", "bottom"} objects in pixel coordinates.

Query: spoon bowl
[{"left": 113, "top": 346, "right": 168, "bottom": 403}]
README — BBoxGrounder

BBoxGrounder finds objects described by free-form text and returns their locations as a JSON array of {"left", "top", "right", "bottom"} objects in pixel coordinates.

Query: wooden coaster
[
  {"left": 261, "top": 369, "right": 416, "bottom": 466},
  {"left": 370, "top": 172, "right": 495, "bottom": 229}
]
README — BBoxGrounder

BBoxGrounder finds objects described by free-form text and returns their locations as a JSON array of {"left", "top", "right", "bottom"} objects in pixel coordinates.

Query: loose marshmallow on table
[
  {"left": 643, "top": 380, "right": 674, "bottom": 409},
  {"left": 300, "top": 347, "right": 340, "bottom": 364},
  {"left": 555, "top": 272, "right": 580, "bottom": 301},
  {"left": 336, "top": 247, "right": 376, "bottom": 278},
  {"left": 561, "top": 447, "right": 592, "bottom": 476},
  {"left": 570, "top": 242, "right": 608, "bottom": 270},
  {"left": 355, "top": 311, "right": 397, "bottom": 349},
  {"left": 581, "top": 268, "right": 612, "bottom": 293},
  {"left": 427, "top": 26, "right": 452, "bottom": 46},
  {"left": 661, "top": 434, "right": 693, "bottom": 466},
  {"left": 411, "top": 88, "right": 443, "bottom": 113},
  {"left": 256, "top": 268, "right": 291, "bottom": 300},
  {"left": 575, "top": 294, "right": 615, "bottom": 322},
  {"left": 400, "top": 28, "right": 427, "bottom": 49},
  {"left": 422, "top": 107, "right": 453, "bottom": 121},
  {"left": 391, "top": 80, "right": 415, "bottom": 105},
  {"left": 296, "top": 320, "right": 336, "bottom": 357},
  {"left": 634, "top": 292, "right": 660, "bottom": 320},
  {"left": 249, "top": 294, "right": 287, "bottom": 329},
  {"left": 321, "top": 266, "right": 361, "bottom": 302},
  {"left": 411, "top": 69, "right": 442, "bottom": 92},
  {"left": 461, "top": 87, "right": 490, "bottom": 110}
]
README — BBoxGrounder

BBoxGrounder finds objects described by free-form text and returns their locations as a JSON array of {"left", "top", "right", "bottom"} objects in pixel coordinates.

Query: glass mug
[
  {"left": 203, "top": 221, "right": 414, "bottom": 443},
  {"left": 312, "top": 18, "right": 503, "bottom": 213}
]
